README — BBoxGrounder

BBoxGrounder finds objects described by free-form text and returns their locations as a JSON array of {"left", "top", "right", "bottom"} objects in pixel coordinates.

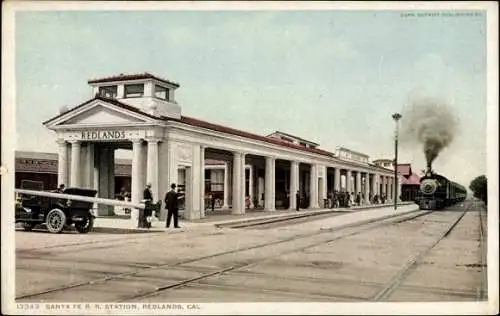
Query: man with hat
[{"left": 164, "top": 183, "right": 183, "bottom": 228}]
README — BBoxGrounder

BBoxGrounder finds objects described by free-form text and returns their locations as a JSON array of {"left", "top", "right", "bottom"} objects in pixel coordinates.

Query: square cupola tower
[{"left": 87, "top": 72, "right": 182, "bottom": 119}]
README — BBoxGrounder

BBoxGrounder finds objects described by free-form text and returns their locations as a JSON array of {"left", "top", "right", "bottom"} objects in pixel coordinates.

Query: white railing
[{"left": 15, "top": 189, "right": 145, "bottom": 210}]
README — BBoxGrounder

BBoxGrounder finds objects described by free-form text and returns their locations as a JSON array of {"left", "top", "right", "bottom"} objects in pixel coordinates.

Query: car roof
[{"left": 63, "top": 188, "right": 98, "bottom": 196}]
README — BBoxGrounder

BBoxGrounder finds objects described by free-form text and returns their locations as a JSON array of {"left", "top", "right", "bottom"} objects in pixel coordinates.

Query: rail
[
  {"left": 372, "top": 206, "right": 469, "bottom": 301},
  {"left": 478, "top": 203, "right": 488, "bottom": 300},
  {"left": 15, "top": 189, "right": 145, "bottom": 210}
]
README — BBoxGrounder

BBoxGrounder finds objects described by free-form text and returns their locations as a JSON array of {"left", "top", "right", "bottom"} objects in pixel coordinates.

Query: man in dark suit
[
  {"left": 143, "top": 183, "right": 153, "bottom": 201},
  {"left": 164, "top": 183, "right": 182, "bottom": 228},
  {"left": 140, "top": 184, "right": 153, "bottom": 228}
]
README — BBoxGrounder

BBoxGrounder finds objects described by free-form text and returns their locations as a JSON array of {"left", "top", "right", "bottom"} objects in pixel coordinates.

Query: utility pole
[{"left": 392, "top": 113, "right": 402, "bottom": 210}]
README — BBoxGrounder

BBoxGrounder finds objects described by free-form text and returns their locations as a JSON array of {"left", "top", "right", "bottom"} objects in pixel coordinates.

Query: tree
[{"left": 469, "top": 175, "right": 487, "bottom": 205}]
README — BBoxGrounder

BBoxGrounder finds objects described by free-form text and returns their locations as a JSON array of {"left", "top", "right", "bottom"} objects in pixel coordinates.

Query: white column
[
  {"left": 346, "top": 170, "right": 352, "bottom": 194},
  {"left": 364, "top": 173, "right": 370, "bottom": 204},
  {"left": 289, "top": 161, "right": 299, "bottom": 210},
  {"left": 227, "top": 161, "right": 233, "bottom": 207},
  {"left": 248, "top": 165, "right": 254, "bottom": 208},
  {"left": 146, "top": 138, "right": 159, "bottom": 201},
  {"left": 131, "top": 139, "right": 143, "bottom": 220},
  {"left": 320, "top": 166, "right": 327, "bottom": 205},
  {"left": 167, "top": 141, "right": 178, "bottom": 189},
  {"left": 69, "top": 140, "right": 81, "bottom": 187},
  {"left": 85, "top": 143, "right": 94, "bottom": 189},
  {"left": 200, "top": 146, "right": 206, "bottom": 218},
  {"left": 309, "top": 164, "right": 319, "bottom": 209},
  {"left": 108, "top": 148, "right": 115, "bottom": 202},
  {"left": 232, "top": 152, "right": 244, "bottom": 215},
  {"left": 240, "top": 153, "right": 246, "bottom": 214},
  {"left": 264, "top": 156, "right": 275, "bottom": 211},
  {"left": 258, "top": 174, "right": 264, "bottom": 207},
  {"left": 334, "top": 167, "right": 340, "bottom": 191},
  {"left": 186, "top": 145, "right": 202, "bottom": 220},
  {"left": 57, "top": 139, "right": 68, "bottom": 186},
  {"left": 356, "top": 171, "right": 362, "bottom": 195},
  {"left": 223, "top": 162, "right": 229, "bottom": 208}
]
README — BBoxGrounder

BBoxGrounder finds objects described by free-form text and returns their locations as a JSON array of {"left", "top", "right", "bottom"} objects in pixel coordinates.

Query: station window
[
  {"left": 124, "top": 84, "right": 144, "bottom": 98},
  {"left": 98, "top": 85, "right": 117, "bottom": 99},
  {"left": 154, "top": 85, "right": 169, "bottom": 101}
]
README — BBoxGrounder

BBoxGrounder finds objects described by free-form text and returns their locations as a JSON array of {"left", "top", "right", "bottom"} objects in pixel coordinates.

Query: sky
[{"left": 14, "top": 7, "right": 488, "bottom": 187}]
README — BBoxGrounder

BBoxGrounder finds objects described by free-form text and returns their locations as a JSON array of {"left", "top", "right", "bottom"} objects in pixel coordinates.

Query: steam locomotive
[{"left": 416, "top": 168, "right": 467, "bottom": 210}]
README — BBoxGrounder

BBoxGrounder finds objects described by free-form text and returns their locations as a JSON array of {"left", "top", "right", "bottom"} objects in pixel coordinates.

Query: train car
[{"left": 416, "top": 169, "right": 467, "bottom": 210}]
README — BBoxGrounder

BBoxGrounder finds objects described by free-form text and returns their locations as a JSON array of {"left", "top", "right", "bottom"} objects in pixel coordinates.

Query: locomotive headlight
[{"left": 421, "top": 179, "right": 437, "bottom": 194}]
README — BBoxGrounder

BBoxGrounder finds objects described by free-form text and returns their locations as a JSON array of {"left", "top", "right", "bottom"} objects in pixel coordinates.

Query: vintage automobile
[{"left": 15, "top": 187, "right": 98, "bottom": 233}]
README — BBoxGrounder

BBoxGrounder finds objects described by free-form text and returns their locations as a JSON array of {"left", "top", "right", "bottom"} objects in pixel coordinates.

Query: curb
[
  {"left": 91, "top": 202, "right": 416, "bottom": 233},
  {"left": 213, "top": 202, "right": 416, "bottom": 227}
]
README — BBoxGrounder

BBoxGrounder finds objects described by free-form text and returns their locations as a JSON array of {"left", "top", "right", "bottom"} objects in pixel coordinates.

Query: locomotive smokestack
[{"left": 426, "top": 163, "right": 432, "bottom": 176}]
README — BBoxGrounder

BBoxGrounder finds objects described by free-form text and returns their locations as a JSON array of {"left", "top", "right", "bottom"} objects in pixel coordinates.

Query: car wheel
[
  {"left": 46, "top": 208, "right": 66, "bottom": 233},
  {"left": 75, "top": 217, "right": 94, "bottom": 234},
  {"left": 23, "top": 222, "right": 35, "bottom": 231}
]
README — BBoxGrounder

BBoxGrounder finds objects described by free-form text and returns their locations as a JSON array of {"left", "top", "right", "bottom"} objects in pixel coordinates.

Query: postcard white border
[{"left": 2, "top": 1, "right": 498, "bottom": 315}]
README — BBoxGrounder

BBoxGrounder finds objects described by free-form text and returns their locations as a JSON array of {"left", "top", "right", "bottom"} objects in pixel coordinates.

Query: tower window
[
  {"left": 124, "top": 84, "right": 144, "bottom": 98},
  {"left": 98, "top": 85, "right": 117, "bottom": 99},
  {"left": 154, "top": 85, "right": 169, "bottom": 100}
]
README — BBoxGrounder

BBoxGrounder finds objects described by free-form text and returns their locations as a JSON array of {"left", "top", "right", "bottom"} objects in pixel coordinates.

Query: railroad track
[
  {"left": 17, "top": 207, "right": 430, "bottom": 301},
  {"left": 371, "top": 204, "right": 471, "bottom": 301},
  {"left": 478, "top": 202, "right": 488, "bottom": 300}
]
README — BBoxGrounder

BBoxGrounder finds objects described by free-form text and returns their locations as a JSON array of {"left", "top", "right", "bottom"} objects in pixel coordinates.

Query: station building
[{"left": 38, "top": 73, "right": 399, "bottom": 220}]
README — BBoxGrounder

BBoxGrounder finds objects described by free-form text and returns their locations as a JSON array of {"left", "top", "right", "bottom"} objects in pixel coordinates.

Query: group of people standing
[
  {"left": 142, "top": 183, "right": 183, "bottom": 229},
  {"left": 325, "top": 190, "right": 389, "bottom": 209}
]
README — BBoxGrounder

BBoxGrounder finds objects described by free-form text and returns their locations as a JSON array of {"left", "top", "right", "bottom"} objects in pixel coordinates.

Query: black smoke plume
[{"left": 400, "top": 97, "right": 458, "bottom": 169}]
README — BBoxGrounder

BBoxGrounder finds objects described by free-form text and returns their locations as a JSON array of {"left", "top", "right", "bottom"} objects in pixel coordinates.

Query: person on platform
[
  {"left": 55, "top": 184, "right": 65, "bottom": 193},
  {"left": 296, "top": 190, "right": 301, "bottom": 211},
  {"left": 141, "top": 184, "right": 153, "bottom": 228},
  {"left": 164, "top": 183, "right": 183, "bottom": 229},
  {"left": 118, "top": 187, "right": 127, "bottom": 201},
  {"left": 143, "top": 183, "right": 153, "bottom": 202}
]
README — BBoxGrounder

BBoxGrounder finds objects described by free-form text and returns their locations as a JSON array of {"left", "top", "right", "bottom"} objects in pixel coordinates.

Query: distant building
[
  {"left": 373, "top": 158, "right": 395, "bottom": 169},
  {"left": 267, "top": 131, "right": 319, "bottom": 149},
  {"left": 397, "top": 163, "right": 421, "bottom": 185},
  {"left": 335, "top": 147, "right": 370, "bottom": 164}
]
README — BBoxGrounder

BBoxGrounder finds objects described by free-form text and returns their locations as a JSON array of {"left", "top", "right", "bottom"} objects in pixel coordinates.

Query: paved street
[{"left": 15, "top": 202, "right": 487, "bottom": 303}]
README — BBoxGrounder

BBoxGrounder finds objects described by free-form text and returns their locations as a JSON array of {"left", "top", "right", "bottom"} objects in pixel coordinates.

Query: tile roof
[
  {"left": 174, "top": 116, "right": 335, "bottom": 158},
  {"left": 87, "top": 72, "right": 180, "bottom": 88},
  {"left": 401, "top": 173, "right": 421, "bottom": 185},
  {"left": 397, "top": 164, "right": 412, "bottom": 176}
]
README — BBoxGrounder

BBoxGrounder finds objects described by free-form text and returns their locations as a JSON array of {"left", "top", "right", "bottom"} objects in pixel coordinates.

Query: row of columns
[{"left": 57, "top": 138, "right": 399, "bottom": 219}]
